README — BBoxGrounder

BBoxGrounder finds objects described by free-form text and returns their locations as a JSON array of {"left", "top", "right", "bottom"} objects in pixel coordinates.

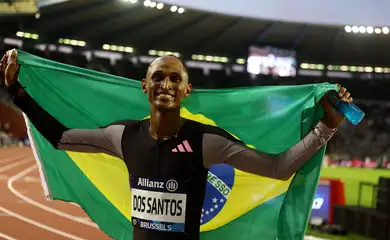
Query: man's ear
[
  {"left": 141, "top": 78, "right": 147, "bottom": 93},
  {"left": 185, "top": 84, "right": 192, "bottom": 97}
]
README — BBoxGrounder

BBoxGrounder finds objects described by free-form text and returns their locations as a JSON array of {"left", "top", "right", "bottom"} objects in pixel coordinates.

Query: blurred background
[{"left": 0, "top": 0, "right": 390, "bottom": 239}]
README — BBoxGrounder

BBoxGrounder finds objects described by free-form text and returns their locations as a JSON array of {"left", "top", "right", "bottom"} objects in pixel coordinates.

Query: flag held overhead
[{"left": 15, "top": 50, "right": 338, "bottom": 240}]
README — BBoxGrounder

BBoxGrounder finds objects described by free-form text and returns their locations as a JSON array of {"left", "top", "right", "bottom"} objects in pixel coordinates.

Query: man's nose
[{"left": 161, "top": 77, "right": 172, "bottom": 89}]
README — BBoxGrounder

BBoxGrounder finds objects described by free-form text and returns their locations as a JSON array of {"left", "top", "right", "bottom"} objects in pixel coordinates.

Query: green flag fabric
[{"left": 16, "top": 50, "right": 337, "bottom": 240}]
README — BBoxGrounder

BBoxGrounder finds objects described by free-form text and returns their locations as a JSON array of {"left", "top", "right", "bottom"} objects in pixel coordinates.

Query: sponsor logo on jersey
[{"left": 137, "top": 178, "right": 164, "bottom": 189}]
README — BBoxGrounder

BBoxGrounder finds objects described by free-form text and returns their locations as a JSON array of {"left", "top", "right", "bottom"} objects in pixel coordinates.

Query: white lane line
[
  {"left": 0, "top": 165, "right": 86, "bottom": 240},
  {"left": 0, "top": 206, "right": 85, "bottom": 240},
  {"left": 0, "top": 232, "right": 17, "bottom": 240},
  {"left": 8, "top": 165, "right": 98, "bottom": 228},
  {"left": 0, "top": 159, "right": 32, "bottom": 174}
]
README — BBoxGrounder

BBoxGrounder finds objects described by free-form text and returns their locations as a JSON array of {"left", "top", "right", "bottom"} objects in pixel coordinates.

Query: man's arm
[
  {"left": 1, "top": 50, "right": 125, "bottom": 159},
  {"left": 8, "top": 83, "right": 125, "bottom": 159},
  {"left": 202, "top": 122, "right": 336, "bottom": 180}
]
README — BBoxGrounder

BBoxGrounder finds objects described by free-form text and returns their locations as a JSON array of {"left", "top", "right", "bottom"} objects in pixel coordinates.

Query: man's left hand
[{"left": 320, "top": 84, "right": 353, "bottom": 129}]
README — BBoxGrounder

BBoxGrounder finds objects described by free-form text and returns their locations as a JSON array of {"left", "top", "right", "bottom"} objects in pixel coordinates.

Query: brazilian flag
[{"left": 16, "top": 50, "right": 337, "bottom": 240}]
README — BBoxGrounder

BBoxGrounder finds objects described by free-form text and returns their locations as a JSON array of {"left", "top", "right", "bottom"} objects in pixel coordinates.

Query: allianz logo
[{"left": 137, "top": 178, "right": 178, "bottom": 192}]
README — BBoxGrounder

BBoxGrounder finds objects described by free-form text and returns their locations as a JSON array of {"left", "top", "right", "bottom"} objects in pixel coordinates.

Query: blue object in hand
[{"left": 327, "top": 91, "right": 365, "bottom": 125}]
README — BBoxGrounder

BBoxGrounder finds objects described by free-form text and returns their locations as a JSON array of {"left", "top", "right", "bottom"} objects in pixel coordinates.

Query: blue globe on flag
[{"left": 201, "top": 164, "right": 235, "bottom": 225}]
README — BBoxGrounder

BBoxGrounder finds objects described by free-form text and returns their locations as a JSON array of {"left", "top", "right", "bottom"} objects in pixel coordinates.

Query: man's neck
[{"left": 149, "top": 106, "right": 181, "bottom": 139}]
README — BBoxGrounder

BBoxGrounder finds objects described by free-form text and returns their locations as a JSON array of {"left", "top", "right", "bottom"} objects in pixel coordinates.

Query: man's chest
[
  {"left": 122, "top": 127, "right": 207, "bottom": 234},
  {"left": 123, "top": 134, "right": 204, "bottom": 179}
]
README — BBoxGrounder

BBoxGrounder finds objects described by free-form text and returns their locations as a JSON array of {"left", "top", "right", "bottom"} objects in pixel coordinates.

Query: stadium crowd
[{"left": 1, "top": 44, "right": 389, "bottom": 169}]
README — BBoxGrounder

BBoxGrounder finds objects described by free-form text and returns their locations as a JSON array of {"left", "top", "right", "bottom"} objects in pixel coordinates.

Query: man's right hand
[{"left": 1, "top": 49, "right": 20, "bottom": 87}]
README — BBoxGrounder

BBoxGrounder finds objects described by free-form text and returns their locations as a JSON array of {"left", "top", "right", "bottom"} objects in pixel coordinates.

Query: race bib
[{"left": 131, "top": 176, "right": 187, "bottom": 233}]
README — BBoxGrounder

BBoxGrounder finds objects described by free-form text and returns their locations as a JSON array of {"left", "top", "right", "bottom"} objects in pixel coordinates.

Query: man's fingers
[
  {"left": 338, "top": 87, "right": 347, "bottom": 98},
  {"left": 7, "top": 49, "right": 18, "bottom": 64},
  {"left": 341, "top": 92, "right": 350, "bottom": 101}
]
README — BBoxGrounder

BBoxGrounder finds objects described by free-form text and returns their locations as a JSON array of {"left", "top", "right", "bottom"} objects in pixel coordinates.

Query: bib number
[{"left": 131, "top": 177, "right": 187, "bottom": 233}]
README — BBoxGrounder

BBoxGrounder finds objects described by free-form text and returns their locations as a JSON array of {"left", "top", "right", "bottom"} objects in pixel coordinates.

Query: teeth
[{"left": 157, "top": 93, "right": 173, "bottom": 98}]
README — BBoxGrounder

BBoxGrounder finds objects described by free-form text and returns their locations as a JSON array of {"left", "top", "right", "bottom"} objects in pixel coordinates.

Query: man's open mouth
[{"left": 156, "top": 92, "right": 175, "bottom": 99}]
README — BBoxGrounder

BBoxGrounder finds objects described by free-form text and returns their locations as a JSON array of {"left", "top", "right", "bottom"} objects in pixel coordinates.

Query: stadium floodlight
[
  {"left": 213, "top": 56, "right": 221, "bottom": 62},
  {"left": 364, "top": 66, "right": 373, "bottom": 72},
  {"left": 130, "top": 0, "right": 137, "bottom": 3},
  {"left": 382, "top": 27, "right": 389, "bottom": 34},
  {"left": 143, "top": 0, "right": 150, "bottom": 7},
  {"left": 359, "top": 26, "right": 366, "bottom": 33},
  {"left": 366, "top": 26, "right": 374, "bottom": 34},
  {"left": 316, "top": 64, "right": 325, "bottom": 70},
  {"left": 205, "top": 55, "right": 213, "bottom": 61},
  {"left": 149, "top": 50, "right": 157, "bottom": 55},
  {"left": 352, "top": 26, "right": 359, "bottom": 33},
  {"left": 170, "top": 5, "right": 177, "bottom": 12},
  {"left": 149, "top": 1, "right": 156, "bottom": 8},
  {"left": 16, "top": 31, "right": 39, "bottom": 40},
  {"left": 124, "top": 47, "right": 133, "bottom": 53},
  {"left": 178, "top": 7, "right": 185, "bottom": 14},
  {"left": 236, "top": 58, "right": 245, "bottom": 64},
  {"left": 157, "top": 3, "right": 163, "bottom": 9},
  {"left": 103, "top": 44, "right": 110, "bottom": 50},
  {"left": 300, "top": 63, "right": 309, "bottom": 69},
  {"left": 344, "top": 26, "right": 352, "bottom": 33},
  {"left": 220, "top": 57, "right": 229, "bottom": 63},
  {"left": 375, "top": 28, "right": 381, "bottom": 34},
  {"left": 340, "top": 65, "right": 348, "bottom": 71}
]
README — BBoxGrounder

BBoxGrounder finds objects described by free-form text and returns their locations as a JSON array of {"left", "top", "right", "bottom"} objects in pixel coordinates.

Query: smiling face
[{"left": 142, "top": 56, "right": 192, "bottom": 111}]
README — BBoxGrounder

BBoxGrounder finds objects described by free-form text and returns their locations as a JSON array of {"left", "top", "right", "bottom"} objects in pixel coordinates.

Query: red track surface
[{"left": 0, "top": 147, "right": 113, "bottom": 240}]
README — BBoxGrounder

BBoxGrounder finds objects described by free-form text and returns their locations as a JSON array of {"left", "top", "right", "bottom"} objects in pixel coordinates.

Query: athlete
[{"left": 1, "top": 49, "right": 352, "bottom": 240}]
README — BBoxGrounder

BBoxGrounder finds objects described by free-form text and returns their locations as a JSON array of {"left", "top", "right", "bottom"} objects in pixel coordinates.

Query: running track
[
  {"left": 0, "top": 147, "right": 326, "bottom": 240},
  {"left": 0, "top": 147, "right": 112, "bottom": 240}
]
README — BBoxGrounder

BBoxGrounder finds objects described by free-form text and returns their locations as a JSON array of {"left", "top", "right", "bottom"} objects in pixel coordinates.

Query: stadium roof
[{"left": 1, "top": 0, "right": 390, "bottom": 66}]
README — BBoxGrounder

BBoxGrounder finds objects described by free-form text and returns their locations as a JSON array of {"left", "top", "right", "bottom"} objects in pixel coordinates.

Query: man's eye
[
  {"left": 153, "top": 74, "right": 164, "bottom": 81},
  {"left": 171, "top": 76, "right": 181, "bottom": 82}
]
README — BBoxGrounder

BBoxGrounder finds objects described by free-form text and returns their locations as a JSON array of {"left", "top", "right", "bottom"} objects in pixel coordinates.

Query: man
[{"left": 1, "top": 49, "right": 352, "bottom": 240}]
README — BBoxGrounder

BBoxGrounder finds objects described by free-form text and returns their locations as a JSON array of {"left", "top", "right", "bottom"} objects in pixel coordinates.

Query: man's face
[{"left": 142, "top": 56, "right": 191, "bottom": 111}]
